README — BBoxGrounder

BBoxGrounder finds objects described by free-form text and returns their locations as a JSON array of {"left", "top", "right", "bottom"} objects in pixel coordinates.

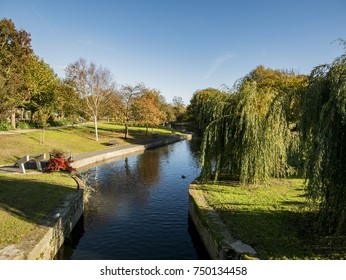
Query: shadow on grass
[
  {"left": 280, "top": 201, "right": 307, "bottom": 206},
  {"left": 21, "top": 132, "right": 42, "bottom": 144},
  {"left": 54, "top": 128, "right": 96, "bottom": 141},
  {"left": 212, "top": 207, "right": 346, "bottom": 259},
  {"left": 56, "top": 126, "right": 162, "bottom": 146},
  {"left": 0, "top": 176, "right": 76, "bottom": 226}
]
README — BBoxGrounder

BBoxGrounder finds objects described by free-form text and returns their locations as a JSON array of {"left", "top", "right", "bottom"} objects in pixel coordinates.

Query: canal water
[{"left": 56, "top": 139, "right": 210, "bottom": 259}]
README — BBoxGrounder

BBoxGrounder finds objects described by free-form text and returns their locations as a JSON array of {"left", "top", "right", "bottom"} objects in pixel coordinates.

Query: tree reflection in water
[{"left": 57, "top": 139, "right": 208, "bottom": 260}]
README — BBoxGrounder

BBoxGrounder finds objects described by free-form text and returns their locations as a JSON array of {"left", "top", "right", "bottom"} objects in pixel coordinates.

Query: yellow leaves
[{"left": 132, "top": 89, "right": 165, "bottom": 127}]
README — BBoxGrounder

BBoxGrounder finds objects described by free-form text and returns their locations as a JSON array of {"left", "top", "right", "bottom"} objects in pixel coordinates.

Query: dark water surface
[{"left": 56, "top": 139, "right": 210, "bottom": 259}]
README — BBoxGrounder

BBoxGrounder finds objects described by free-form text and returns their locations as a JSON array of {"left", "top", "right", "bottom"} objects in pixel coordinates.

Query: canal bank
[
  {"left": 0, "top": 182, "right": 84, "bottom": 260},
  {"left": 188, "top": 183, "right": 258, "bottom": 260},
  {"left": 54, "top": 134, "right": 256, "bottom": 260},
  {"left": 70, "top": 134, "right": 191, "bottom": 169},
  {"left": 56, "top": 137, "right": 207, "bottom": 260},
  {"left": 0, "top": 135, "right": 192, "bottom": 260}
]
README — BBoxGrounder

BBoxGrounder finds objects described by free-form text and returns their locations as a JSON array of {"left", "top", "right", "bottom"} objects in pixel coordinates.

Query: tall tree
[
  {"left": 25, "top": 55, "right": 58, "bottom": 127},
  {"left": 66, "top": 58, "right": 115, "bottom": 141},
  {"left": 160, "top": 102, "right": 175, "bottom": 124},
  {"left": 172, "top": 96, "right": 186, "bottom": 122},
  {"left": 132, "top": 88, "right": 165, "bottom": 135},
  {"left": 100, "top": 89, "right": 122, "bottom": 122},
  {"left": 245, "top": 65, "right": 308, "bottom": 130},
  {"left": 186, "top": 88, "right": 229, "bottom": 129},
  {"left": 55, "top": 79, "right": 84, "bottom": 122},
  {"left": 301, "top": 49, "right": 346, "bottom": 235},
  {"left": 199, "top": 67, "right": 307, "bottom": 183},
  {"left": 0, "top": 18, "right": 33, "bottom": 127},
  {"left": 118, "top": 83, "right": 144, "bottom": 139}
]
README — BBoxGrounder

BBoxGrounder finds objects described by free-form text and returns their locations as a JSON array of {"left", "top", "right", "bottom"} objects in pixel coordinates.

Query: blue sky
[{"left": 1, "top": 0, "right": 346, "bottom": 104}]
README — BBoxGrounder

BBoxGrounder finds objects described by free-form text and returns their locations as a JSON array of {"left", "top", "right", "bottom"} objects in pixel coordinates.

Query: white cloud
[{"left": 204, "top": 52, "right": 234, "bottom": 79}]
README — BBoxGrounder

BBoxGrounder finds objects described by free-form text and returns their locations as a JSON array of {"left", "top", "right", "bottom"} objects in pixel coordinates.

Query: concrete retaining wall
[
  {"left": 27, "top": 189, "right": 84, "bottom": 259},
  {"left": 71, "top": 135, "right": 191, "bottom": 169},
  {"left": 71, "top": 145, "right": 145, "bottom": 169},
  {"left": 145, "top": 135, "right": 191, "bottom": 149},
  {"left": 189, "top": 184, "right": 257, "bottom": 260},
  {"left": 0, "top": 188, "right": 84, "bottom": 260}
]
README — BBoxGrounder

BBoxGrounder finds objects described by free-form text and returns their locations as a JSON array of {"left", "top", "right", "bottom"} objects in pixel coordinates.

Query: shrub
[
  {"left": 0, "top": 122, "right": 13, "bottom": 131},
  {"left": 45, "top": 149, "right": 76, "bottom": 173},
  {"left": 50, "top": 149, "right": 66, "bottom": 159},
  {"left": 45, "top": 157, "right": 76, "bottom": 173},
  {"left": 48, "top": 120, "right": 72, "bottom": 127},
  {"left": 16, "top": 122, "right": 31, "bottom": 129},
  {"left": 16, "top": 121, "right": 41, "bottom": 129}
]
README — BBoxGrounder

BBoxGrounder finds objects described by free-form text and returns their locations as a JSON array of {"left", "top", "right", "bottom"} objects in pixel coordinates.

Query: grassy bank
[
  {"left": 194, "top": 179, "right": 346, "bottom": 259},
  {"left": 0, "top": 122, "right": 174, "bottom": 166},
  {"left": 0, "top": 172, "right": 77, "bottom": 249}
]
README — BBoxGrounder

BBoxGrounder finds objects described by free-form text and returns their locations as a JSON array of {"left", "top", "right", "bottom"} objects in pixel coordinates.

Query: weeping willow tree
[
  {"left": 301, "top": 50, "right": 346, "bottom": 235},
  {"left": 199, "top": 92, "right": 236, "bottom": 181},
  {"left": 186, "top": 88, "right": 229, "bottom": 131},
  {"left": 200, "top": 66, "right": 307, "bottom": 184},
  {"left": 200, "top": 81, "right": 288, "bottom": 183}
]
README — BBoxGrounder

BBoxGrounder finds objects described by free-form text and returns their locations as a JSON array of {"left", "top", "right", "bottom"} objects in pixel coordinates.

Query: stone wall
[
  {"left": 27, "top": 189, "right": 84, "bottom": 259},
  {"left": 0, "top": 183, "right": 84, "bottom": 260},
  {"left": 189, "top": 184, "right": 257, "bottom": 260}
]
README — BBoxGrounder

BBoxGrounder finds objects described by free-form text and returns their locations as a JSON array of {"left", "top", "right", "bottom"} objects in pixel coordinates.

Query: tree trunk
[
  {"left": 94, "top": 115, "right": 99, "bottom": 141},
  {"left": 125, "top": 123, "right": 129, "bottom": 139},
  {"left": 10, "top": 111, "right": 16, "bottom": 129}
]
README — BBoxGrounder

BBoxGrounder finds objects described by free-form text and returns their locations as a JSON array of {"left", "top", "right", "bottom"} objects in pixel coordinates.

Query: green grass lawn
[
  {"left": 0, "top": 122, "right": 174, "bottom": 165},
  {"left": 0, "top": 172, "right": 77, "bottom": 249},
  {"left": 195, "top": 178, "right": 346, "bottom": 259}
]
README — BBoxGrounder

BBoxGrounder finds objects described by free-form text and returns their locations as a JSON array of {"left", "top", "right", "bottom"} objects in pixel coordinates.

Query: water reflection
[{"left": 57, "top": 139, "right": 208, "bottom": 260}]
